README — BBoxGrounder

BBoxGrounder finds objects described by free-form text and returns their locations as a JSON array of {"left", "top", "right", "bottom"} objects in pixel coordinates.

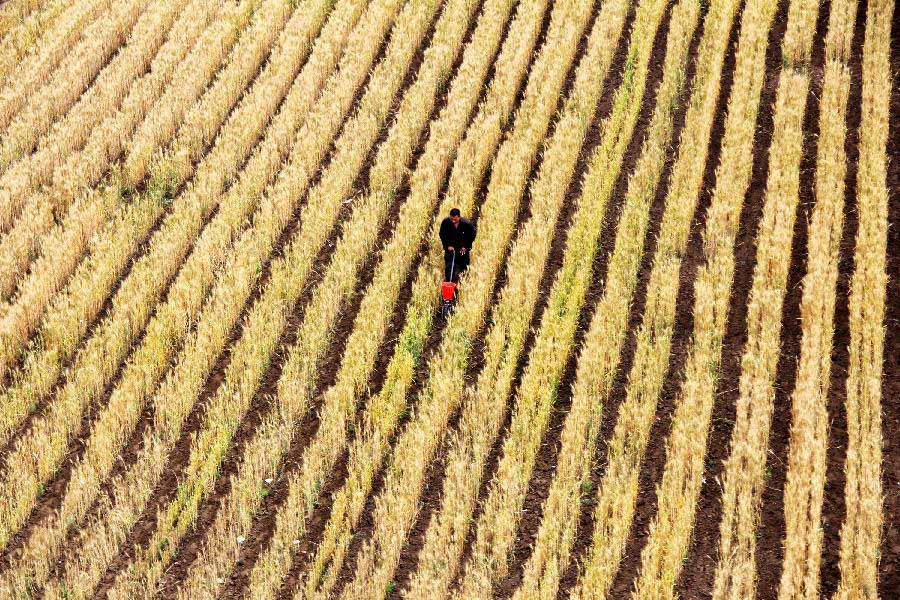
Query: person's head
[{"left": 449, "top": 207, "right": 461, "bottom": 225}]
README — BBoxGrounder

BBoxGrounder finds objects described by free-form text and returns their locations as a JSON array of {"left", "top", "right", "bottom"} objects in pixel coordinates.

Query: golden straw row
[
  {"left": 0, "top": 0, "right": 318, "bottom": 541},
  {"left": 519, "top": 0, "right": 740, "bottom": 595},
  {"left": 834, "top": 0, "right": 891, "bottom": 594},
  {"left": 98, "top": 0, "right": 425, "bottom": 595},
  {"left": 178, "top": 0, "right": 490, "bottom": 593},
  {"left": 0, "top": 0, "right": 358, "bottom": 591},
  {"left": 26, "top": 2, "right": 361, "bottom": 593},
  {"left": 0, "top": 0, "right": 152, "bottom": 179},
  {"left": 0, "top": 0, "right": 272, "bottom": 448},
  {"left": 457, "top": 0, "right": 699, "bottom": 594},
  {"left": 0, "top": 0, "right": 44, "bottom": 38},
  {"left": 300, "top": 0, "right": 553, "bottom": 594},
  {"left": 0, "top": 0, "right": 264, "bottom": 303},
  {"left": 0, "top": 0, "right": 241, "bottom": 372},
  {"left": 711, "top": 0, "right": 820, "bottom": 593},
  {"left": 0, "top": 0, "right": 109, "bottom": 133},
  {"left": 244, "top": 0, "right": 524, "bottom": 591},
  {"left": 410, "top": 0, "right": 644, "bottom": 591},
  {"left": 0, "top": 0, "right": 192, "bottom": 301},
  {"left": 628, "top": 0, "right": 781, "bottom": 592},
  {"left": 336, "top": 1, "right": 597, "bottom": 597},
  {"left": 123, "top": 0, "right": 262, "bottom": 186},
  {"left": 0, "top": 0, "right": 221, "bottom": 379},
  {"left": 265, "top": 0, "right": 550, "bottom": 595},
  {"left": 0, "top": 0, "right": 68, "bottom": 87}
]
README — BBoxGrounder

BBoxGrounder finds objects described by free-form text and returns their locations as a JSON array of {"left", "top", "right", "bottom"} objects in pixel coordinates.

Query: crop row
[
  {"left": 275, "top": 0, "right": 553, "bottom": 595},
  {"left": 452, "top": 0, "right": 695, "bottom": 596},
  {"left": 0, "top": 0, "right": 68, "bottom": 92},
  {"left": 242, "top": 0, "right": 523, "bottom": 587},
  {"left": 0, "top": 0, "right": 194, "bottom": 301},
  {"left": 176, "top": 0, "right": 492, "bottom": 594},
  {"left": 122, "top": 0, "right": 262, "bottom": 187},
  {"left": 0, "top": 0, "right": 363, "bottom": 596},
  {"left": 556, "top": 0, "right": 738, "bottom": 595},
  {"left": 176, "top": 1, "right": 500, "bottom": 597},
  {"left": 834, "top": 0, "right": 891, "bottom": 594},
  {"left": 410, "top": 0, "right": 652, "bottom": 592},
  {"left": 0, "top": 0, "right": 152, "bottom": 183},
  {"left": 629, "top": 0, "right": 782, "bottom": 592},
  {"left": 333, "top": 1, "right": 600, "bottom": 597},
  {"left": 0, "top": 0, "right": 110, "bottom": 135},
  {"left": 0, "top": 0, "right": 245, "bottom": 387},
  {"left": 0, "top": 0, "right": 341, "bottom": 577},
  {"left": 711, "top": 0, "right": 821, "bottom": 594},
  {"left": 299, "top": 0, "right": 560, "bottom": 594},
  {"left": 81, "top": 0, "right": 430, "bottom": 595},
  {"left": 0, "top": 0, "right": 292, "bottom": 455},
  {"left": 0, "top": 0, "right": 221, "bottom": 384}
]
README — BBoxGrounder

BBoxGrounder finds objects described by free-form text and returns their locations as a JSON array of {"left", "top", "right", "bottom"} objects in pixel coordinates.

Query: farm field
[{"left": 0, "top": 0, "right": 895, "bottom": 597}]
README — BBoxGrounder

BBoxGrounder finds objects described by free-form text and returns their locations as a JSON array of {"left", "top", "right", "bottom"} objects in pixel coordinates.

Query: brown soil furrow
[
  {"left": 230, "top": 5, "right": 490, "bottom": 594},
  {"left": 0, "top": 0, "right": 324, "bottom": 561},
  {"left": 752, "top": 2, "right": 867, "bottom": 597},
  {"left": 815, "top": 0, "right": 866, "bottom": 593},
  {"left": 137, "top": 7, "right": 446, "bottom": 592},
  {"left": 397, "top": 0, "right": 626, "bottom": 588},
  {"left": 311, "top": 3, "right": 560, "bottom": 594},
  {"left": 489, "top": 0, "right": 696, "bottom": 593},
  {"left": 506, "top": 3, "right": 706, "bottom": 594},
  {"left": 676, "top": 0, "right": 830, "bottom": 595},
  {"left": 84, "top": 24, "right": 396, "bottom": 593},
  {"left": 190, "top": 26, "right": 455, "bottom": 592},
  {"left": 554, "top": 0, "right": 745, "bottom": 593},
  {"left": 605, "top": 0, "right": 789, "bottom": 593}
]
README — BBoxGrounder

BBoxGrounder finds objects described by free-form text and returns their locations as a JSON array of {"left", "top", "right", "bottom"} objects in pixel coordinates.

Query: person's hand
[
  {"left": 447, "top": 246, "right": 454, "bottom": 252},
  {"left": 459, "top": 247, "right": 467, "bottom": 255}
]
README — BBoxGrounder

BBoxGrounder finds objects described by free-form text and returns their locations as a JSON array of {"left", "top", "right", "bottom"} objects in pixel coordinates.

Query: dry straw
[{"left": 627, "top": 0, "right": 781, "bottom": 592}]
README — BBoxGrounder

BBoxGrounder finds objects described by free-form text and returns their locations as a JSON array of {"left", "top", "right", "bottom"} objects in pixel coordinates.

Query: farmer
[{"left": 439, "top": 207, "right": 476, "bottom": 282}]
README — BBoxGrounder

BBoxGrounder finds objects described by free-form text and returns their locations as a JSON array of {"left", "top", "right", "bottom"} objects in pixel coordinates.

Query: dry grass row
[
  {"left": 31, "top": 3, "right": 367, "bottom": 596},
  {"left": 628, "top": 0, "right": 781, "bottom": 592},
  {"left": 0, "top": 0, "right": 192, "bottom": 302},
  {"left": 297, "top": 0, "right": 554, "bottom": 595},
  {"left": 0, "top": 0, "right": 68, "bottom": 96},
  {"left": 243, "top": 0, "right": 521, "bottom": 592},
  {"left": 709, "top": 0, "right": 821, "bottom": 594},
  {"left": 0, "top": 0, "right": 336, "bottom": 558},
  {"left": 122, "top": 0, "right": 263, "bottom": 186},
  {"left": 335, "top": 1, "right": 598, "bottom": 597},
  {"left": 0, "top": 0, "right": 152, "bottom": 180},
  {"left": 0, "top": 0, "right": 110, "bottom": 135},
  {"left": 463, "top": 0, "right": 691, "bottom": 589},
  {"left": 0, "top": 0, "right": 221, "bottom": 382},
  {"left": 0, "top": 0, "right": 286, "bottom": 455},
  {"left": 0, "top": 0, "right": 46, "bottom": 40},
  {"left": 410, "top": 0, "right": 646, "bottom": 591},
  {"left": 0, "top": 0, "right": 343, "bottom": 589},
  {"left": 0, "top": 0, "right": 239, "bottom": 394},
  {"left": 834, "top": 0, "right": 892, "bottom": 594},
  {"left": 456, "top": 0, "right": 698, "bottom": 594},
  {"left": 251, "top": 5, "right": 521, "bottom": 597},
  {"left": 97, "top": 0, "right": 432, "bottom": 595},
  {"left": 177, "top": 0, "right": 494, "bottom": 593},
  {"left": 560, "top": 0, "right": 739, "bottom": 594}
]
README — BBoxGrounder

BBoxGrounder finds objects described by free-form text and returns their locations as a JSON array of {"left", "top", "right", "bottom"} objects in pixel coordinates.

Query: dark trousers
[{"left": 444, "top": 250, "right": 469, "bottom": 282}]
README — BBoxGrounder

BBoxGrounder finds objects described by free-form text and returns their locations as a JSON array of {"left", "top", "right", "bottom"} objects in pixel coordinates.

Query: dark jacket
[{"left": 439, "top": 217, "right": 476, "bottom": 252}]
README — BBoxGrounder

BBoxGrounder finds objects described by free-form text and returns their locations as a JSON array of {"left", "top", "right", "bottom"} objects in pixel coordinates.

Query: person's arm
[{"left": 439, "top": 220, "right": 450, "bottom": 250}]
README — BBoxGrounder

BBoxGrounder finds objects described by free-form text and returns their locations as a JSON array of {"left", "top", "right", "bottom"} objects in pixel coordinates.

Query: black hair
[{"left": 449, "top": 208, "right": 461, "bottom": 216}]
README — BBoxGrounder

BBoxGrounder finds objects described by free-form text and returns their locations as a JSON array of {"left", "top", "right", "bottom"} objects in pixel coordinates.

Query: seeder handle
[{"left": 449, "top": 248, "right": 456, "bottom": 282}]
